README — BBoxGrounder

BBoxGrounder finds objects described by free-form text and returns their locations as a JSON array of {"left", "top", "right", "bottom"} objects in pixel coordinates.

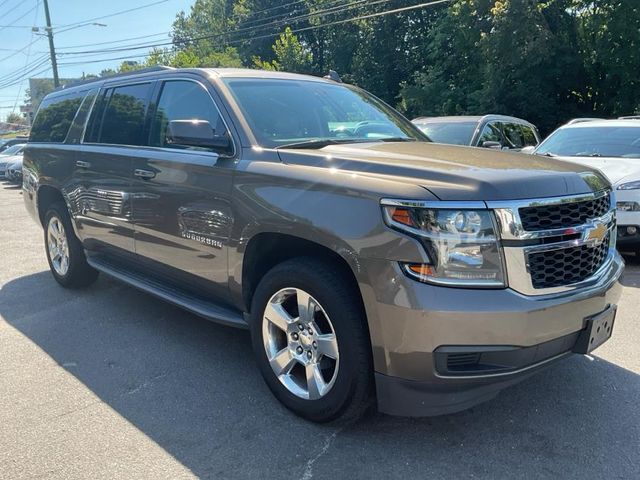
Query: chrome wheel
[
  {"left": 47, "top": 216, "right": 70, "bottom": 276},
  {"left": 262, "top": 288, "right": 339, "bottom": 400}
]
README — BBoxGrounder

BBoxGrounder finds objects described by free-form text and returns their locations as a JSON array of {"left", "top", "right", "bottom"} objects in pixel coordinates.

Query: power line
[
  {"left": 0, "top": 37, "right": 43, "bottom": 63},
  {"left": 0, "top": 1, "right": 39, "bottom": 34},
  {"left": 2, "top": 0, "right": 452, "bottom": 91},
  {"left": 229, "top": 0, "right": 452, "bottom": 46},
  {"left": 50, "top": 0, "right": 316, "bottom": 52},
  {"left": 57, "top": 0, "right": 451, "bottom": 66},
  {"left": 55, "top": 31, "right": 171, "bottom": 50},
  {"left": 10, "top": 0, "right": 40, "bottom": 116},
  {"left": 52, "top": 0, "right": 371, "bottom": 57},
  {"left": 57, "top": 0, "right": 391, "bottom": 58},
  {"left": 235, "top": 0, "right": 349, "bottom": 29},
  {"left": 0, "top": 55, "right": 50, "bottom": 88},
  {"left": 0, "top": 0, "right": 16, "bottom": 10},
  {"left": 55, "top": 0, "right": 170, "bottom": 29}
]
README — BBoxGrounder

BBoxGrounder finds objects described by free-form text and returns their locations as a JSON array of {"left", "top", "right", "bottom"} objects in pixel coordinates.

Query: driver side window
[{"left": 149, "top": 80, "right": 228, "bottom": 151}]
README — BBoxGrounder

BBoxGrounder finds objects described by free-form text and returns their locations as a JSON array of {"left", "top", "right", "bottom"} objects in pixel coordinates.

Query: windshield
[
  {"left": 0, "top": 144, "right": 25, "bottom": 156},
  {"left": 414, "top": 121, "right": 476, "bottom": 145},
  {"left": 223, "top": 78, "right": 425, "bottom": 148},
  {"left": 536, "top": 126, "right": 640, "bottom": 158}
]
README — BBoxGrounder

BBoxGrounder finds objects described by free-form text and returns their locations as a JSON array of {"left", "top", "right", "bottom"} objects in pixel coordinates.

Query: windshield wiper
[
  {"left": 378, "top": 137, "right": 417, "bottom": 142},
  {"left": 277, "top": 137, "right": 418, "bottom": 149},
  {"left": 276, "top": 139, "right": 364, "bottom": 150},
  {"left": 571, "top": 153, "right": 603, "bottom": 157},
  {"left": 536, "top": 152, "right": 557, "bottom": 157}
]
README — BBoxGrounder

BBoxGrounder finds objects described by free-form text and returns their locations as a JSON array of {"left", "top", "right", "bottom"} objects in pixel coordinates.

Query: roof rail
[{"left": 55, "top": 66, "right": 175, "bottom": 91}]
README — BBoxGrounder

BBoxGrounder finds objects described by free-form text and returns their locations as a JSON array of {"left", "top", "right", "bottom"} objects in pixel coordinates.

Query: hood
[
  {"left": 278, "top": 142, "right": 609, "bottom": 201},
  {"left": 549, "top": 155, "right": 640, "bottom": 186}
]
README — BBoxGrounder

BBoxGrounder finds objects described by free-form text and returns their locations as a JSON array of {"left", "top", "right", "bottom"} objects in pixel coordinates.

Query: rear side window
[
  {"left": 85, "top": 83, "right": 152, "bottom": 146},
  {"left": 65, "top": 89, "right": 98, "bottom": 144},
  {"left": 520, "top": 124, "right": 538, "bottom": 146},
  {"left": 501, "top": 122, "right": 525, "bottom": 149},
  {"left": 30, "top": 91, "right": 85, "bottom": 143}
]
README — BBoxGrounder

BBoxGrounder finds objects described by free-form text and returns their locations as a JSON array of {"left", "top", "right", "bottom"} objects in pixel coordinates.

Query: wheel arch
[
  {"left": 37, "top": 184, "right": 66, "bottom": 227},
  {"left": 238, "top": 232, "right": 365, "bottom": 318}
]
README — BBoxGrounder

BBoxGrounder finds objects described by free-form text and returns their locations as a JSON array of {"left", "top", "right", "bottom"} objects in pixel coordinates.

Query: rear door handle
[
  {"left": 76, "top": 160, "right": 91, "bottom": 168},
  {"left": 134, "top": 169, "right": 156, "bottom": 179}
]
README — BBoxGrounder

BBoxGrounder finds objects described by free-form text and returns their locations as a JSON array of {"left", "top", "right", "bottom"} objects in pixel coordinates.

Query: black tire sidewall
[{"left": 250, "top": 258, "right": 371, "bottom": 422}]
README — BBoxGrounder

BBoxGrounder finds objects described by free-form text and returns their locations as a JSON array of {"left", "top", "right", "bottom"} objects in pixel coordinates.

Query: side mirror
[
  {"left": 481, "top": 141, "right": 503, "bottom": 149},
  {"left": 520, "top": 146, "right": 536, "bottom": 154},
  {"left": 166, "top": 120, "right": 231, "bottom": 153}
]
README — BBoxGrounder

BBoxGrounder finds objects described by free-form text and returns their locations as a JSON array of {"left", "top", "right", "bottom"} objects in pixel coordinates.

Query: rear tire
[
  {"left": 250, "top": 257, "right": 373, "bottom": 422},
  {"left": 44, "top": 202, "right": 98, "bottom": 288}
]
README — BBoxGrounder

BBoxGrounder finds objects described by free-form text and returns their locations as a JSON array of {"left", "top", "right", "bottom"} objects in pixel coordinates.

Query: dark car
[
  {"left": 0, "top": 136, "right": 29, "bottom": 153},
  {"left": 23, "top": 67, "right": 622, "bottom": 422},
  {"left": 412, "top": 115, "right": 540, "bottom": 151}
]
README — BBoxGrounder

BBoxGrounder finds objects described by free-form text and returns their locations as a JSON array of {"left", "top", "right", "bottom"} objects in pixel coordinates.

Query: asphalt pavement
[{"left": 0, "top": 181, "right": 638, "bottom": 479}]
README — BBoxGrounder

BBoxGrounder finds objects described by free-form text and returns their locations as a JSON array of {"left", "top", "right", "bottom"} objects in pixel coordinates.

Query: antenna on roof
[{"left": 323, "top": 70, "right": 342, "bottom": 83}]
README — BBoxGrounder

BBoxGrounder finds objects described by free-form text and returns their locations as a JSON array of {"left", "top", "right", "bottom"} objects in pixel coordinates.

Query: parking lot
[{"left": 0, "top": 182, "right": 638, "bottom": 479}]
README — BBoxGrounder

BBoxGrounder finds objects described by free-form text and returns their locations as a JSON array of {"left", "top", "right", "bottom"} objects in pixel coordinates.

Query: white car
[
  {"left": 533, "top": 120, "right": 640, "bottom": 254},
  {"left": 5, "top": 156, "right": 23, "bottom": 183},
  {"left": 0, "top": 143, "right": 25, "bottom": 179}
]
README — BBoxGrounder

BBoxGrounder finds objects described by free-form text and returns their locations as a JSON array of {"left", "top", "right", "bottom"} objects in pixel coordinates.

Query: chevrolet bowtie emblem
[{"left": 585, "top": 222, "right": 608, "bottom": 244}]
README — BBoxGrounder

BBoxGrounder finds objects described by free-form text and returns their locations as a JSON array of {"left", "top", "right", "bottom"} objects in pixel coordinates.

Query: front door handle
[
  {"left": 134, "top": 169, "right": 156, "bottom": 179},
  {"left": 76, "top": 160, "right": 91, "bottom": 168}
]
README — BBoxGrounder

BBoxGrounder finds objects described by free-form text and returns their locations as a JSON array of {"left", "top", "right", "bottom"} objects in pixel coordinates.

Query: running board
[{"left": 87, "top": 255, "right": 248, "bottom": 329}]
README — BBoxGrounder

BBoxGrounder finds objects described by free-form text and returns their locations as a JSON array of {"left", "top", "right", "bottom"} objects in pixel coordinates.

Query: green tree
[
  {"left": 576, "top": 0, "right": 640, "bottom": 116},
  {"left": 6, "top": 112, "right": 26, "bottom": 125},
  {"left": 257, "top": 27, "right": 313, "bottom": 73},
  {"left": 171, "top": 0, "right": 244, "bottom": 67}
]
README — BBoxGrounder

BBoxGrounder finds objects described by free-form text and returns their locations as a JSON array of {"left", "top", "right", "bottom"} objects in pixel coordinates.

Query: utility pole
[{"left": 42, "top": 0, "right": 59, "bottom": 87}]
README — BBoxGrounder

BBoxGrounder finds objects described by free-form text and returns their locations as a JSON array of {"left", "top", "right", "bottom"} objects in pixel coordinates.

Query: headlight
[
  {"left": 617, "top": 201, "right": 640, "bottom": 211},
  {"left": 617, "top": 181, "right": 640, "bottom": 190},
  {"left": 382, "top": 202, "right": 506, "bottom": 287}
]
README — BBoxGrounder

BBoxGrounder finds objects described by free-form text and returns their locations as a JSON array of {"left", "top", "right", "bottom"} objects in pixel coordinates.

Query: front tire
[
  {"left": 44, "top": 202, "right": 98, "bottom": 288},
  {"left": 250, "top": 257, "right": 373, "bottom": 422}
]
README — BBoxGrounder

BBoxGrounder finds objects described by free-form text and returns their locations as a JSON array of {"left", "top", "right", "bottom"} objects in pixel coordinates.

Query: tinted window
[
  {"left": 501, "top": 122, "right": 525, "bottom": 149},
  {"left": 84, "top": 90, "right": 108, "bottom": 143},
  {"left": 98, "top": 83, "right": 151, "bottom": 146},
  {"left": 150, "top": 80, "right": 226, "bottom": 150},
  {"left": 536, "top": 126, "right": 640, "bottom": 158},
  {"left": 415, "top": 121, "right": 476, "bottom": 145},
  {"left": 520, "top": 124, "right": 538, "bottom": 146},
  {"left": 224, "top": 79, "right": 421, "bottom": 148},
  {"left": 65, "top": 89, "right": 98, "bottom": 144},
  {"left": 30, "top": 91, "right": 84, "bottom": 143},
  {"left": 477, "top": 123, "right": 503, "bottom": 145}
]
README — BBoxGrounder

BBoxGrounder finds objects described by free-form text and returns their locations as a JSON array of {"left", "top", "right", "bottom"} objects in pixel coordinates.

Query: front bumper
[
  {"left": 360, "top": 251, "right": 624, "bottom": 416},
  {"left": 6, "top": 168, "right": 22, "bottom": 182}
]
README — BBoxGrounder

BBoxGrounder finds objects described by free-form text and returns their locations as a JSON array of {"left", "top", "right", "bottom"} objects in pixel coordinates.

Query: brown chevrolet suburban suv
[{"left": 23, "top": 67, "right": 624, "bottom": 422}]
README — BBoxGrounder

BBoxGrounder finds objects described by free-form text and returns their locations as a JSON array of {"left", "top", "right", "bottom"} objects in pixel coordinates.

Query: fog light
[{"left": 627, "top": 226, "right": 638, "bottom": 235}]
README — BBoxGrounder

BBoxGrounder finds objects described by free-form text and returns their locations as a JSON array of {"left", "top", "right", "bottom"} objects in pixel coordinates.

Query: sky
[{"left": 0, "top": 0, "right": 195, "bottom": 121}]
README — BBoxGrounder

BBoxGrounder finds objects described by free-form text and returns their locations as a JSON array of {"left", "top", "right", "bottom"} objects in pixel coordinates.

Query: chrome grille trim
[
  {"left": 487, "top": 190, "right": 611, "bottom": 241},
  {"left": 491, "top": 190, "right": 616, "bottom": 296}
]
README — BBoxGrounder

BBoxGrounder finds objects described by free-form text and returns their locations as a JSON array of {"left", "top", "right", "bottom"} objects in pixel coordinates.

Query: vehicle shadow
[
  {"left": 620, "top": 251, "right": 639, "bottom": 288},
  {"left": 1, "top": 181, "right": 21, "bottom": 191},
  {"left": 0, "top": 271, "right": 638, "bottom": 479}
]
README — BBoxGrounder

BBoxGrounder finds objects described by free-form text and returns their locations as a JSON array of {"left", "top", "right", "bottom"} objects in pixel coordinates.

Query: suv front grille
[
  {"left": 519, "top": 195, "right": 610, "bottom": 231},
  {"left": 527, "top": 233, "right": 610, "bottom": 289}
]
